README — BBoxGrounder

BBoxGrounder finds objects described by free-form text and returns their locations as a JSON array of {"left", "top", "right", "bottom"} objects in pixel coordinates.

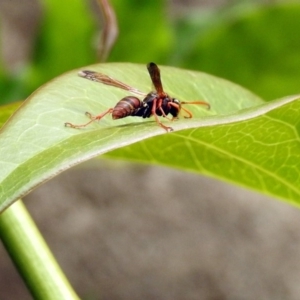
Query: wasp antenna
[{"left": 181, "top": 101, "right": 210, "bottom": 110}]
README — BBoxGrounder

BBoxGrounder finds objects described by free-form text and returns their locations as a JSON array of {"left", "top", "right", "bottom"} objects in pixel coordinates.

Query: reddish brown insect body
[
  {"left": 65, "top": 63, "right": 210, "bottom": 132},
  {"left": 112, "top": 96, "right": 142, "bottom": 119}
]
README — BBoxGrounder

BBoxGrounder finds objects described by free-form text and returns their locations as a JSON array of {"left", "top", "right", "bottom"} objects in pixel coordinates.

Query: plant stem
[{"left": 0, "top": 200, "right": 80, "bottom": 300}]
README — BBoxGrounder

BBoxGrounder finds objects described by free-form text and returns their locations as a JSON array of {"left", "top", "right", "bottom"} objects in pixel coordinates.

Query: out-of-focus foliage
[
  {"left": 108, "top": 0, "right": 173, "bottom": 63},
  {"left": 0, "top": 0, "right": 97, "bottom": 104},
  {"left": 25, "top": 0, "right": 97, "bottom": 92},
  {"left": 171, "top": 2, "right": 300, "bottom": 100},
  {"left": 0, "top": 1, "right": 299, "bottom": 104}
]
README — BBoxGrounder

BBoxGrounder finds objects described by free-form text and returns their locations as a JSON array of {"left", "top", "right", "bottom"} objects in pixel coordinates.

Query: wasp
[{"left": 65, "top": 62, "right": 210, "bottom": 132}]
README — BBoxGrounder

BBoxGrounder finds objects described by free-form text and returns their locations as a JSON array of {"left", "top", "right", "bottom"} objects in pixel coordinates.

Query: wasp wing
[
  {"left": 78, "top": 70, "right": 146, "bottom": 96},
  {"left": 147, "top": 62, "right": 165, "bottom": 95}
]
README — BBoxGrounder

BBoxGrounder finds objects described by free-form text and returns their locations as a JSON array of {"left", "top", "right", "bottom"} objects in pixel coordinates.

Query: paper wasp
[{"left": 65, "top": 62, "right": 210, "bottom": 132}]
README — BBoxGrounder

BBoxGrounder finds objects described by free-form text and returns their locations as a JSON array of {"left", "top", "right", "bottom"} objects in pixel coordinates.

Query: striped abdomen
[{"left": 112, "top": 96, "right": 143, "bottom": 119}]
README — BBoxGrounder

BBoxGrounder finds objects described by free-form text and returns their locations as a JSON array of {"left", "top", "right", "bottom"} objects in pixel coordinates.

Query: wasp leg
[
  {"left": 152, "top": 98, "right": 173, "bottom": 132},
  {"left": 158, "top": 105, "right": 172, "bottom": 120},
  {"left": 65, "top": 108, "right": 113, "bottom": 128}
]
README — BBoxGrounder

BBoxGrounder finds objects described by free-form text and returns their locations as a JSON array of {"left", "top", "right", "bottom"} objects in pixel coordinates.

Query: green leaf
[
  {"left": 0, "top": 102, "right": 22, "bottom": 127},
  {"left": 107, "top": 95, "right": 300, "bottom": 204},
  {"left": 5, "top": 62, "right": 299, "bottom": 213}
]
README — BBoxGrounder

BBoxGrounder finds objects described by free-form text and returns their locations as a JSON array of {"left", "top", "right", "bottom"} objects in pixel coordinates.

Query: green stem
[{"left": 0, "top": 200, "right": 80, "bottom": 300}]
